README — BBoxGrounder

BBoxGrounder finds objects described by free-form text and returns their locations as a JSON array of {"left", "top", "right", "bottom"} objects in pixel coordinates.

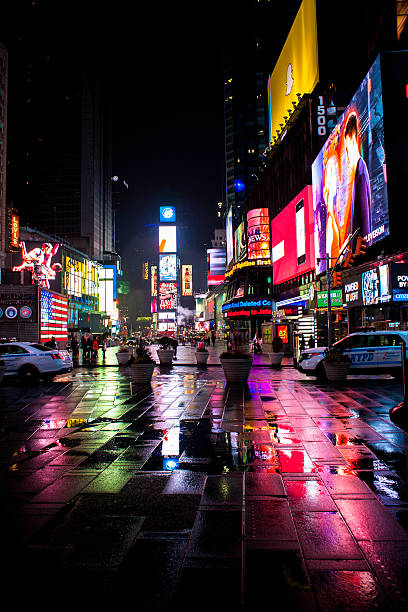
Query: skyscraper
[
  {"left": 222, "top": 0, "right": 301, "bottom": 227},
  {"left": 1, "top": 2, "right": 113, "bottom": 263}
]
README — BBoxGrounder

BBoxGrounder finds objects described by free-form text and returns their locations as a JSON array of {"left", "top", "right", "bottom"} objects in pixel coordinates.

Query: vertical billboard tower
[{"left": 158, "top": 206, "right": 178, "bottom": 335}]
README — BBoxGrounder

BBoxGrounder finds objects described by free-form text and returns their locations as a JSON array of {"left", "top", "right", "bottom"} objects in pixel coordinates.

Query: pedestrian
[
  {"left": 86, "top": 335, "right": 93, "bottom": 360},
  {"left": 81, "top": 335, "right": 87, "bottom": 361},
  {"left": 102, "top": 336, "right": 107, "bottom": 360},
  {"left": 45, "top": 336, "right": 56, "bottom": 349},
  {"left": 171, "top": 336, "right": 178, "bottom": 360},
  {"left": 211, "top": 330, "right": 216, "bottom": 347},
  {"left": 71, "top": 334, "right": 79, "bottom": 363},
  {"left": 299, "top": 334, "right": 306, "bottom": 353},
  {"left": 233, "top": 329, "right": 242, "bottom": 351},
  {"left": 308, "top": 335, "right": 315, "bottom": 349},
  {"left": 92, "top": 337, "right": 99, "bottom": 361}
]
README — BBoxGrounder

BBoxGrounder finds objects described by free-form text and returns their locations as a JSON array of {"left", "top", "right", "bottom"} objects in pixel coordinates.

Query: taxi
[
  {"left": 0, "top": 341, "right": 73, "bottom": 383},
  {"left": 298, "top": 331, "right": 408, "bottom": 379}
]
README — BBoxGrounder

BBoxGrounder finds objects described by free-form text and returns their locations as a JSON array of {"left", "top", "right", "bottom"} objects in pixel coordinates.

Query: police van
[{"left": 298, "top": 331, "right": 408, "bottom": 379}]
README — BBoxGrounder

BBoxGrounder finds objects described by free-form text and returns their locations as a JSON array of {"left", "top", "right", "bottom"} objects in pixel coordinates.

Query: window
[
  {"left": 8, "top": 346, "right": 29, "bottom": 354},
  {"left": 379, "top": 335, "right": 403, "bottom": 347},
  {"left": 30, "top": 344, "right": 52, "bottom": 351}
]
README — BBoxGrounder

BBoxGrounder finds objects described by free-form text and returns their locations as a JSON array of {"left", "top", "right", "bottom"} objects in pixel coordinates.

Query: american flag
[{"left": 40, "top": 290, "right": 68, "bottom": 343}]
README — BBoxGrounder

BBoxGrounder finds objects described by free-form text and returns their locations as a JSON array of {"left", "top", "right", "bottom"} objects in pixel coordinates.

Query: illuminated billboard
[
  {"left": 40, "top": 290, "right": 68, "bottom": 344},
  {"left": 159, "top": 282, "right": 177, "bottom": 310},
  {"left": 63, "top": 255, "right": 99, "bottom": 298},
  {"left": 234, "top": 222, "right": 247, "bottom": 262},
  {"left": 8, "top": 210, "right": 19, "bottom": 252},
  {"left": 207, "top": 248, "right": 226, "bottom": 287},
  {"left": 182, "top": 265, "right": 193, "bottom": 296},
  {"left": 226, "top": 207, "right": 234, "bottom": 265},
  {"left": 160, "top": 254, "right": 177, "bottom": 281},
  {"left": 272, "top": 186, "right": 314, "bottom": 284},
  {"left": 247, "top": 208, "right": 270, "bottom": 260},
  {"left": 267, "top": 0, "right": 319, "bottom": 143},
  {"left": 159, "top": 226, "right": 177, "bottom": 253},
  {"left": 313, "top": 55, "right": 389, "bottom": 274},
  {"left": 12, "top": 241, "right": 62, "bottom": 291},
  {"left": 160, "top": 206, "right": 176, "bottom": 222},
  {"left": 151, "top": 265, "right": 157, "bottom": 296}
]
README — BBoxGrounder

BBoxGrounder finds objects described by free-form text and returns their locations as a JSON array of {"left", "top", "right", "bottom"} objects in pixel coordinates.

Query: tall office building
[
  {"left": 0, "top": 42, "right": 7, "bottom": 272},
  {"left": 222, "top": 0, "right": 301, "bottom": 227},
  {"left": 1, "top": 2, "right": 113, "bottom": 263}
]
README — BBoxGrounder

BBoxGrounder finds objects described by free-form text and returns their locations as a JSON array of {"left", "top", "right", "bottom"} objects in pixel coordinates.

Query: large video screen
[
  {"left": 159, "top": 282, "right": 177, "bottom": 310},
  {"left": 234, "top": 222, "right": 247, "bottom": 262},
  {"left": 159, "top": 226, "right": 177, "bottom": 253},
  {"left": 313, "top": 55, "right": 389, "bottom": 275},
  {"left": 12, "top": 241, "right": 62, "bottom": 291},
  {"left": 159, "top": 254, "right": 177, "bottom": 281},
  {"left": 226, "top": 208, "right": 234, "bottom": 265},
  {"left": 247, "top": 208, "right": 271, "bottom": 260},
  {"left": 267, "top": 0, "right": 318, "bottom": 144},
  {"left": 272, "top": 186, "right": 315, "bottom": 284},
  {"left": 182, "top": 265, "right": 193, "bottom": 296},
  {"left": 207, "top": 248, "right": 226, "bottom": 287}
]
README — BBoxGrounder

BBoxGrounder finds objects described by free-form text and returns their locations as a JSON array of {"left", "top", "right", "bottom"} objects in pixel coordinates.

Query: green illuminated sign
[{"left": 317, "top": 290, "right": 343, "bottom": 308}]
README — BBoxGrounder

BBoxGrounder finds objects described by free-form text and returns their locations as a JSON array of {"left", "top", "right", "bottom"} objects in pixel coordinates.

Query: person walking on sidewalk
[
  {"left": 102, "top": 337, "right": 107, "bottom": 360},
  {"left": 92, "top": 337, "right": 99, "bottom": 362},
  {"left": 211, "top": 330, "right": 216, "bottom": 347},
  {"left": 81, "top": 335, "right": 87, "bottom": 361},
  {"left": 86, "top": 335, "right": 93, "bottom": 361}
]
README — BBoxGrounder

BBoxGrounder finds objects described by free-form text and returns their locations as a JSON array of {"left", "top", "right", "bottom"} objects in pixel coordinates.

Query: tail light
[{"left": 51, "top": 353, "right": 62, "bottom": 360}]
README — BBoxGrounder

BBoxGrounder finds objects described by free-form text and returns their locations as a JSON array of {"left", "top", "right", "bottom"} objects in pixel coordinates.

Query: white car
[
  {"left": 0, "top": 342, "right": 73, "bottom": 382},
  {"left": 298, "top": 331, "right": 408, "bottom": 379}
]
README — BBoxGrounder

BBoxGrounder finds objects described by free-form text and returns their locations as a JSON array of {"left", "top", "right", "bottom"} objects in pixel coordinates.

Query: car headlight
[{"left": 300, "top": 351, "right": 321, "bottom": 360}]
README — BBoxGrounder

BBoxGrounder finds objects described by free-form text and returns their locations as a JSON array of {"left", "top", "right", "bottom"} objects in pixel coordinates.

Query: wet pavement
[{"left": 2, "top": 348, "right": 408, "bottom": 610}]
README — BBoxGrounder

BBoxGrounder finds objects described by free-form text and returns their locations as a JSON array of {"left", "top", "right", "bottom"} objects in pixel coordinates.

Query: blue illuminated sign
[
  {"left": 234, "top": 180, "right": 245, "bottom": 193},
  {"left": 222, "top": 298, "right": 272, "bottom": 312},
  {"left": 163, "top": 457, "right": 179, "bottom": 471},
  {"left": 160, "top": 206, "right": 176, "bottom": 222}
]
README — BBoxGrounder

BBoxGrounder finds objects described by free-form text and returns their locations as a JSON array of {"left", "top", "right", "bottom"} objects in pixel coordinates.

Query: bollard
[{"left": 389, "top": 339, "right": 408, "bottom": 425}]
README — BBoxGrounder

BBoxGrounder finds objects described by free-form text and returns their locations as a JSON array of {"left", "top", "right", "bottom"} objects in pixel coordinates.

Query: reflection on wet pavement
[{"left": 1, "top": 364, "right": 408, "bottom": 608}]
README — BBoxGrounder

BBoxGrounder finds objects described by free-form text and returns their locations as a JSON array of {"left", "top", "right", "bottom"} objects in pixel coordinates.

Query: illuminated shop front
[
  {"left": 342, "top": 259, "right": 408, "bottom": 333},
  {"left": 222, "top": 296, "right": 273, "bottom": 342}
]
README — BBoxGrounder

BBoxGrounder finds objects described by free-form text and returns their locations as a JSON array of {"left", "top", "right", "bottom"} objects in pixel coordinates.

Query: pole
[{"left": 326, "top": 253, "right": 332, "bottom": 349}]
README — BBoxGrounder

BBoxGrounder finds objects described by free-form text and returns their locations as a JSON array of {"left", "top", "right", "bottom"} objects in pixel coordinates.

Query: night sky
[
  {"left": 2, "top": 0, "right": 228, "bottom": 297},
  {"left": 107, "top": 2, "right": 227, "bottom": 293}
]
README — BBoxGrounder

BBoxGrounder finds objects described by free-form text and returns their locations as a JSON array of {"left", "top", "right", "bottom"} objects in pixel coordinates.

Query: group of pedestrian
[{"left": 69, "top": 334, "right": 107, "bottom": 364}]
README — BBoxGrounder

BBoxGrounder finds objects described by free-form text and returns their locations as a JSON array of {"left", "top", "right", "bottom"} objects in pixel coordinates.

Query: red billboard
[{"left": 271, "top": 186, "right": 315, "bottom": 285}]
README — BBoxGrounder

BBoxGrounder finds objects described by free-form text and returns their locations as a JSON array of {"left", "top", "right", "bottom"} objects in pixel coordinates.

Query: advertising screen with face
[
  {"left": 272, "top": 186, "right": 314, "bottom": 284},
  {"left": 207, "top": 248, "right": 226, "bottom": 286},
  {"left": 159, "top": 226, "right": 177, "bottom": 253},
  {"left": 159, "top": 282, "right": 177, "bottom": 310},
  {"left": 247, "top": 208, "right": 271, "bottom": 260},
  {"left": 312, "top": 55, "right": 389, "bottom": 274},
  {"left": 160, "top": 254, "right": 177, "bottom": 281}
]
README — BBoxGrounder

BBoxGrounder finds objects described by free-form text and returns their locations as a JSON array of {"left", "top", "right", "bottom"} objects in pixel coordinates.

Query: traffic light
[
  {"left": 343, "top": 251, "right": 356, "bottom": 268},
  {"left": 332, "top": 270, "right": 342, "bottom": 287},
  {"left": 355, "top": 236, "right": 367, "bottom": 257}
]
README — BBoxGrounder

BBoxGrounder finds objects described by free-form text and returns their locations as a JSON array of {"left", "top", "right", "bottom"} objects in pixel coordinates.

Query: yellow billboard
[{"left": 267, "top": 0, "right": 319, "bottom": 143}]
